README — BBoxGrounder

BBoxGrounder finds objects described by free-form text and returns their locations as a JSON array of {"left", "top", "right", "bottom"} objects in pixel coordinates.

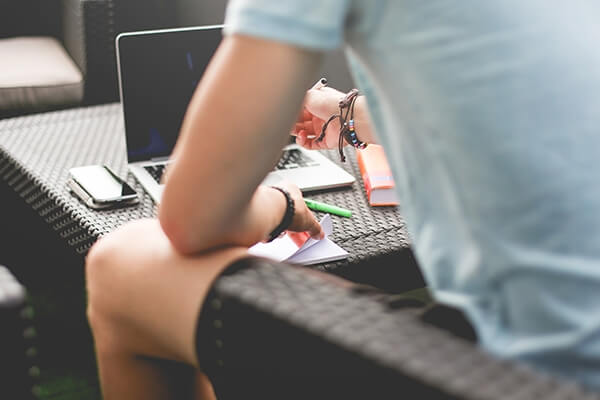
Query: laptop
[{"left": 116, "top": 25, "right": 355, "bottom": 204}]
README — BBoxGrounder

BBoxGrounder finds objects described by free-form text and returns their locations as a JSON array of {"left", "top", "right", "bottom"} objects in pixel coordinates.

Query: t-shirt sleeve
[{"left": 224, "top": 0, "right": 351, "bottom": 51}]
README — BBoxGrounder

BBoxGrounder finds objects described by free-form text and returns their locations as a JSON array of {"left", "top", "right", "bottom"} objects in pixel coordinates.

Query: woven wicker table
[{"left": 0, "top": 103, "right": 423, "bottom": 291}]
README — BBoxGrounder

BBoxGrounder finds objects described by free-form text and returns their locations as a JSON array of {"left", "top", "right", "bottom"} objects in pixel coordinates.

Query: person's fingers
[
  {"left": 277, "top": 181, "right": 323, "bottom": 239},
  {"left": 297, "top": 136, "right": 323, "bottom": 150},
  {"left": 312, "top": 115, "right": 324, "bottom": 139},
  {"left": 292, "top": 116, "right": 317, "bottom": 140},
  {"left": 300, "top": 120, "right": 313, "bottom": 135},
  {"left": 301, "top": 128, "right": 337, "bottom": 150},
  {"left": 297, "top": 205, "right": 324, "bottom": 240},
  {"left": 296, "top": 127, "right": 327, "bottom": 149},
  {"left": 302, "top": 109, "right": 312, "bottom": 121},
  {"left": 295, "top": 132, "right": 306, "bottom": 146},
  {"left": 295, "top": 107, "right": 310, "bottom": 123},
  {"left": 307, "top": 214, "right": 325, "bottom": 240},
  {"left": 295, "top": 86, "right": 344, "bottom": 149}
]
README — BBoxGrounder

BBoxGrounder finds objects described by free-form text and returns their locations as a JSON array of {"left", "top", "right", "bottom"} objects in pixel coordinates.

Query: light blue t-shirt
[{"left": 225, "top": 0, "right": 600, "bottom": 389}]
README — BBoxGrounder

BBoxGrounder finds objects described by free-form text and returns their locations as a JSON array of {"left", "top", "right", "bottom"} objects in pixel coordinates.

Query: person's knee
[
  {"left": 86, "top": 232, "right": 123, "bottom": 330},
  {"left": 86, "top": 221, "right": 145, "bottom": 327},
  {"left": 86, "top": 219, "right": 167, "bottom": 333}
]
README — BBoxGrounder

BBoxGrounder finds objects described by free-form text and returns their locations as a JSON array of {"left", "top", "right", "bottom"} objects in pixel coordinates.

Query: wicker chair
[
  {"left": 0, "top": 0, "right": 177, "bottom": 118},
  {"left": 0, "top": 265, "right": 39, "bottom": 399}
]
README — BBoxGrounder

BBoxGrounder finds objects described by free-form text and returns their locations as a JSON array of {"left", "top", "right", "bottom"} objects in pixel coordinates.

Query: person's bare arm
[{"left": 159, "top": 34, "right": 323, "bottom": 255}]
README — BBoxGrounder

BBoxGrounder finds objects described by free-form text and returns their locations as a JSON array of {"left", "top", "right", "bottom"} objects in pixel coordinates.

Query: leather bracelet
[
  {"left": 316, "top": 88, "right": 366, "bottom": 162},
  {"left": 266, "top": 186, "right": 295, "bottom": 242}
]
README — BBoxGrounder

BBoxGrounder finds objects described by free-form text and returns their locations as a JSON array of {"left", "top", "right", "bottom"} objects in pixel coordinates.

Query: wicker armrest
[{"left": 201, "top": 258, "right": 599, "bottom": 400}]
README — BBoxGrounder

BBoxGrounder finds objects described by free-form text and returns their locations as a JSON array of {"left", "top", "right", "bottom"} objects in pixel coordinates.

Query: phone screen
[{"left": 70, "top": 166, "right": 137, "bottom": 203}]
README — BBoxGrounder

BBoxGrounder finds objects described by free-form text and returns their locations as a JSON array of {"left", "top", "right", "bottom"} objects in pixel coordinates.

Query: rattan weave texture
[
  {"left": 201, "top": 258, "right": 600, "bottom": 400},
  {"left": 0, "top": 104, "right": 410, "bottom": 265}
]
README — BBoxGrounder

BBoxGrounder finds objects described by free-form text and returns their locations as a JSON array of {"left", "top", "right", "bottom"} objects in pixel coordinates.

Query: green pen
[{"left": 304, "top": 198, "right": 352, "bottom": 218}]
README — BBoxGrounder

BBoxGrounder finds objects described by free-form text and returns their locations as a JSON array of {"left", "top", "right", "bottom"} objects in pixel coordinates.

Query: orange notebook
[{"left": 357, "top": 145, "right": 399, "bottom": 206}]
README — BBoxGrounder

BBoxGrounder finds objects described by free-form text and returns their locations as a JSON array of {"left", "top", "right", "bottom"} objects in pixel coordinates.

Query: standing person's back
[{"left": 227, "top": 0, "right": 600, "bottom": 388}]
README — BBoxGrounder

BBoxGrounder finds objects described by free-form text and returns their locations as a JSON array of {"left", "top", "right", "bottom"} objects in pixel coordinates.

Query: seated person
[{"left": 85, "top": 0, "right": 600, "bottom": 398}]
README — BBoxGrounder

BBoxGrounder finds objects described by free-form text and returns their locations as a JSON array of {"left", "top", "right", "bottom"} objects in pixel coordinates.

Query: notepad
[{"left": 248, "top": 215, "right": 348, "bottom": 265}]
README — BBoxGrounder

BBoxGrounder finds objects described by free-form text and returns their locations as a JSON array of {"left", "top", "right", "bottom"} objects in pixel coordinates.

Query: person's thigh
[{"left": 85, "top": 218, "right": 248, "bottom": 367}]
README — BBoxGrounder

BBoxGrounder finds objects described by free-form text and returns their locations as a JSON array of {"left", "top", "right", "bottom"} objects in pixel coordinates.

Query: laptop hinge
[{"left": 150, "top": 156, "right": 170, "bottom": 162}]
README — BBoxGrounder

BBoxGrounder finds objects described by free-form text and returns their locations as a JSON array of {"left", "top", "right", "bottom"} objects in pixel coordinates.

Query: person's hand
[
  {"left": 273, "top": 181, "right": 324, "bottom": 240},
  {"left": 293, "top": 86, "right": 377, "bottom": 150},
  {"left": 222, "top": 184, "right": 323, "bottom": 248},
  {"left": 293, "top": 86, "right": 346, "bottom": 150}
]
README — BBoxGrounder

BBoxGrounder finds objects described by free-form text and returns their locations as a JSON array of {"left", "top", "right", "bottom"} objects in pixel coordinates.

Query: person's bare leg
[{"left": 85, "top": 218, "right": 247, "bottom": 399}]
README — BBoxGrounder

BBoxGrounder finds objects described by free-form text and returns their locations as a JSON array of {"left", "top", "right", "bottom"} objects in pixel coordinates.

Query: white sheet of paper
[
  {"left": 287, "top": 236, "right": 348, "bottom": 265},
  {"left": 247, "top": 215, "right": 348, "bottom": 264},
  {"left": 247, "top": 234, "right": 300, "bottom": 262}
]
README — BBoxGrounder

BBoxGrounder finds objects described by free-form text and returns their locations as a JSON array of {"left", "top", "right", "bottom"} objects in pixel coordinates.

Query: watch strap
[{"left": 266, "top": 186, "right": 295, "bottom": 242}]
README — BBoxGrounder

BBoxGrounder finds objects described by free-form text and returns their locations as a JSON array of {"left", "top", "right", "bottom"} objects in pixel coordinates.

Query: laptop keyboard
[
  {"left": 275, "top": 148, "right": 319, "bottom": 170},
  {"left": 145, "top": 149, "right": 317, "bottom": 184},
  {"left": 144, "top": 164, "right": 167, "bottom": 183}
]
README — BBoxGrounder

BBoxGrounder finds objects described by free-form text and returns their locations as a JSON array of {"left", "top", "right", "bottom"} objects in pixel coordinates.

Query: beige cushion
[{"left": 0, "top": 36, "right": 84, "bottom": 112}]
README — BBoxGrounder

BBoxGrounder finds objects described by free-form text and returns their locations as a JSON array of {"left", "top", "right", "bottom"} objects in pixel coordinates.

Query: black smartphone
[{"left": 68, "top": 165, "right": 139, "bottom": 209}]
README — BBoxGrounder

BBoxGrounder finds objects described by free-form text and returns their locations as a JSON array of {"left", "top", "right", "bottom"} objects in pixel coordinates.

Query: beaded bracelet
[
  {"left": 316, "top": 88, "right": 367, "bottom": 162},
  {"left": 266, "top": 186, "right": 295, "bottom": 242}
]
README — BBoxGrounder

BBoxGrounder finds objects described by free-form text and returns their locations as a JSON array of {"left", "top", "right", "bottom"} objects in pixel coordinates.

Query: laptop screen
[{"left": 117, "top": 26, "right": 223, "bottom": 162}]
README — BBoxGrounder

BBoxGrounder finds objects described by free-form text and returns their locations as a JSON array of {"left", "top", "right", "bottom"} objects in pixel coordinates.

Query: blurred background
[{"left": 0, "top": 0, "right": 354, "bottom": 119}]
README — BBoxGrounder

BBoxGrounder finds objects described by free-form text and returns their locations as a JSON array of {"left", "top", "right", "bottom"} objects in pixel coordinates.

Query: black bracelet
[{"left": 266, "top": 186, "right": 295, "bottom": 242}]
